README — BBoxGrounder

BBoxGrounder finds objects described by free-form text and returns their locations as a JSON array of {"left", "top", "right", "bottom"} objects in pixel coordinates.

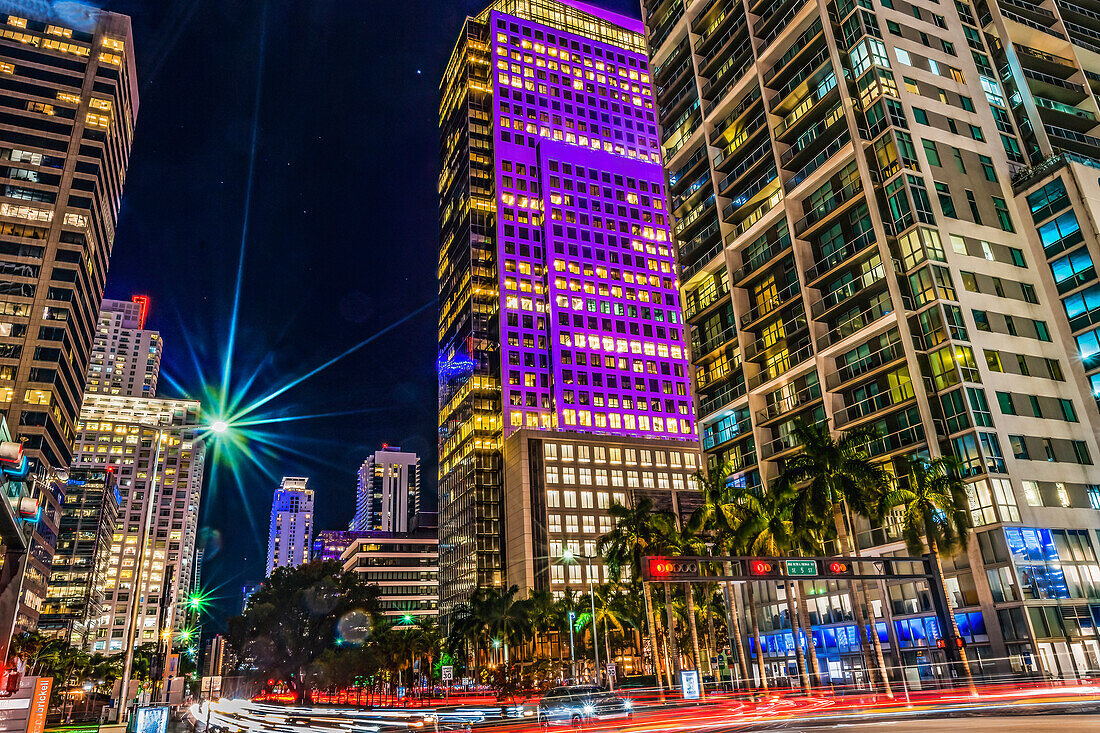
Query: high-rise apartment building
[
  {"left": 36, "top": 468, "right": 118, "bottom": 649},
  {"left": 265, "top": 477, "right": 313, "bottom": 577},
  {"left": 439, "top": 0, "right": 699, "bottom": 614},
  {"left": 71, "top": 395, "right": 205, "bottom": 652},
  {"left": 350, "top": 445, "right": 421, "bottom": 533},
  {"left": 0, "top": 8, "right": 138, "bottom": 635},
  {"left": 644, "top": 0, "right": 1100, "bottom": 681},
  {"left": 85, "top": 296, "right": 161, "bottom": 397}
]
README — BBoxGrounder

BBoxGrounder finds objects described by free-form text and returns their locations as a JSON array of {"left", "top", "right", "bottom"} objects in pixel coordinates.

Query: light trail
[{"left": 220, "top": 0, "right": 269, "bottom": 418}]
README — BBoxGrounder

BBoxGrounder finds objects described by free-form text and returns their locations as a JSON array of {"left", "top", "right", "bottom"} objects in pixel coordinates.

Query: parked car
[{"left": 537, "top": 685, "right": 632, "bottom": 728}]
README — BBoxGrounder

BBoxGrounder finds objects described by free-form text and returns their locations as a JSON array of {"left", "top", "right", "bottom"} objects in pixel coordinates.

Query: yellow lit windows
[
  {"left": 89, "top": 97, "right": 112, "bottom": 112},
  {"left": 7, "top": 16, "right": 26, "bottom": 28},
  {"left": 0, "top": 386, "right": 12, "bottom": 403},
  {"left": 45, "top": 25, "right": 71, "bottom": 37},
  {"left": 23, "top": 389, "right": 50, "bottom": 405},
  {"left": 1, "top": 29, "right": 38, "bottom": 46},
  {"left": 0, "top": 62, "right": 13, "bottom": 75},
  {"left": 101, "top": 37, "right": 125, "bottom": 53},
  {"left": 56, "top": 91, "right": 81, "bottom": 104},
  {"left": 99, "top": 52, "right": 122, "bottom": 66},
  {"left": 26, "top": 101, "right": 55, "bottom": 116}
]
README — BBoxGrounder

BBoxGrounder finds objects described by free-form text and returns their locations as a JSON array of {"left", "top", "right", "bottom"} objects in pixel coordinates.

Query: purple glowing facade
[
  {"left": 490, "top": 6, "right": 695, "bottom": 439},
  {"left": 439, "top": 0, "right": 696, "bottom": 613}
]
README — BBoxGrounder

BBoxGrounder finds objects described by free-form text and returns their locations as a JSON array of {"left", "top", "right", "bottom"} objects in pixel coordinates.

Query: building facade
[
  {"left": 339, "top": 530, "right": 439, "bottom": 624},
  {"left": 34, "top": 468, "right": 117, "bottom": 648},
  {"left": 350, "top": 446, "right": 421, "bottom": 533},
  {"left": 265, "top": 477, "right": 313, "bottom": 577},
  {"left": 85, "top": 296, "right": 161, "bottom": 398},
  {"left": 643, "top": 0, "right": 1100, "bottom": 681},
  {"left": 438, "top": 0, "right": 699, "bottom": 616},
  {"left": 0, "top": 8, "right": 139, "bottom": 635},
  {"left": 504, "top": 428, "right": 701, "bottom": 596},
  {"left": 71, "top": 395, "right": 205, "bottom": 652}
]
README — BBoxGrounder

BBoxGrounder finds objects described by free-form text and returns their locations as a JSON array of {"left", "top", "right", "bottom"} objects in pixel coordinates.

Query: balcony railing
[
  {"left": 732, "top": 232, "right": 792, "bottom": 283},
  {"left": 794, "top": 178, "right": 864, "bottom": 235},
  {"left": 824, "top": 338, "right": 905, "bottom": 390},
  {"left": 692, "top": 323, "right": 737, "bottom": 356},
  {"left": 747, "top": 340, "right": 814, "bottom": 390},
  {"left": 743, "top": 312, "right": 808, "bottom": 360},
  {"left": 810, "top": 267, "right": 885, "bottom": 318},
  {"left": 805, "top": 229, "right": 876, "bottom": 283},
  {"left": 818, "top": 293, "right": 893, "bottom": 348},
  {"left": 757, "top": 382, "right": 822, "bottom": 422},
  {"left": 740, "top": 279, "right": 800, "bottom": 328},
  {"left": 685, "top": 277, "right": 731, "bottom": 322},
  {"left": 698, "top": 380, "right": 747, "bottom": 417},
  {"left": 834, "top": 389, "right": 910, "bottom": 427},
  {"left": 722, "top": 167, "right": 778, "bottom": 223}
]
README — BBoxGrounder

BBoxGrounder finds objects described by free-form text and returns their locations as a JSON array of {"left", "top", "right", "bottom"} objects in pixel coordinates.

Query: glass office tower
[
  {"left": 645, "top": 0, "right": 1100, "bottom": 681},
  {"left": 439, "top": 0, "right": 699, "bottom": 616}
]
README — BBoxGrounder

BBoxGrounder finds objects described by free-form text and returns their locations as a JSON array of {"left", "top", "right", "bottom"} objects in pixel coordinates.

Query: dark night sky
[{"left": 93, "top": 0, "right": 640, "bottom": 628}]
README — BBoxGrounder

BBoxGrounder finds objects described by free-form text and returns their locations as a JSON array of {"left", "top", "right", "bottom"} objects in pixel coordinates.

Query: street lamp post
[
  {"left": 562, "top": 550, "right": 600, "bottom": 685},
  {"left": 115, "top": 426, "right": 168, "bottom": 722}
]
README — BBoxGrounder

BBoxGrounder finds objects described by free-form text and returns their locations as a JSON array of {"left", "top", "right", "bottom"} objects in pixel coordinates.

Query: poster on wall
[
  {"left": 680, "top": 670, "right": 700, "bottom": 700},
  {"left": 133, "top": 706, "right": 170, "bottom": 733}
]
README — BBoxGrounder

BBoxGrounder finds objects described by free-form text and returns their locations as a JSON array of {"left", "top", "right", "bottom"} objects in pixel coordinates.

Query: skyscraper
[
  {"left": 36, "top": 468, "right": 118, "bottom": 649},
  {"left": 350, "top": 445, "right": 421, "bottom": 533},
  {"left": 71, "top": 395, "right": 205, "bottom": 652},
  {"left": 644, "top": 0, "right": 1100, "bottom": 681},
  {"left": 0, "top": 8, "right": 138, "bottom": 636},
  {"left": 85, "top": 296, "right": 162, "bottom": 398},
  {"left": 265, "top": 477, "right": 314, "bottom": 577},
  {"left": 438, "top": 0, "right": 698, "bottom": 614}
]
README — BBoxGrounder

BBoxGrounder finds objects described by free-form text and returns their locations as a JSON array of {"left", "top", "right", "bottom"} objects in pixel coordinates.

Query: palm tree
[
  {"left": 585, "top": 584, "right": 635, "bottom": 674},
  {"left": 598, "top": 497, "right": 674, "bottom": 691},
  {"left": 484, "top": 585, "right": 529, "bottom": 672},
  {"left": 880, "top": 457, "right": 978, "bottom": 696},
  {"left": 666, "top": 521, "right": 705, "bottom": 677},
  {"left": 736, "top": 485, "right": 810, "bottom": 693},
  {"left": 690, "top": 463, "right": 753, "bottom": 688},
  {"left": 777, "top": 421, "right": 892, "bottom": 696}
]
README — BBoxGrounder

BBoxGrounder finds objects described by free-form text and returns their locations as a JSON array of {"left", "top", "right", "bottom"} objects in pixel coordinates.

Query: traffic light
[
  {"left": 747, "top": 559, "right": 781, "bottom": 578},
  {"left": 824, "top": 559, "right": 854, "bottom": 577},
  {"left": 645, "top": 556, "right": 700, "bottom": 580},
  {"left": 936, "top": 637, "right": 965, "bottom": 649}
]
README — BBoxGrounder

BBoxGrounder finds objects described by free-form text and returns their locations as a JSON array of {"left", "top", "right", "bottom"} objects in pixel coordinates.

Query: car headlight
[
  {"left": 623, "top": 700, "right": 632, "bottom": 710},
  {"left": 582, "top": 704, "right": 595, "bottom": 715}
]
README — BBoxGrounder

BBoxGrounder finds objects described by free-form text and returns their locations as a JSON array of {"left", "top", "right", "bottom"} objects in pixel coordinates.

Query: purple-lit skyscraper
[{"left": 439, "top": 0, "right": 699, "bottom": 617}]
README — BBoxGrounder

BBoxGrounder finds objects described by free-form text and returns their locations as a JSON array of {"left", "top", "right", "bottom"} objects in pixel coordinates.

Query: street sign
[
  {"left": 784, "top": 559, "right": 818, "bottom": 576},
  {"left": 441, "top": 666, "right": 453, "bottom": 683},
  {"left": 606, "top": 664, "right": 616, "bottom": 680},
  {"left": 680, "top": 670, "right": 700, "bottom": 700}
]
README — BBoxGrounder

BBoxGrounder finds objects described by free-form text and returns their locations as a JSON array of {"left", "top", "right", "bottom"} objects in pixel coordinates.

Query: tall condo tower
[
  {"left": 85, "top": 296, "right": 162, "bottom": 397},
  {"left": 0, "top": 8, "right": 139, "bottom": 638},
  {"left": 350, "top": 445, "right": 421, "bottom": 533},
  {"left": 265, "top": 477, "right": 314, "bottom": 577},
  {"left": 439, "top": 0, "right": 700, "bottom": 617},
  {"left": 644, "top": 0, "right": 1100, "bottom": 681}
]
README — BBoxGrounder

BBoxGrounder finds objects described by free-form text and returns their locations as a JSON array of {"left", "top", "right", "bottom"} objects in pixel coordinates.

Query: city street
[{"left": 775, "top": 717, "right": 1100, "bottom": 732}]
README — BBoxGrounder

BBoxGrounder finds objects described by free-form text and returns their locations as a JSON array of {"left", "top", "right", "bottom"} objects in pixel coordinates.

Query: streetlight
[
  {"left": 210, "top": 420, "right": 229, "bottom": 434},
  {"left": 561, "top": 549, "right": 601, "bottom": 685}
]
